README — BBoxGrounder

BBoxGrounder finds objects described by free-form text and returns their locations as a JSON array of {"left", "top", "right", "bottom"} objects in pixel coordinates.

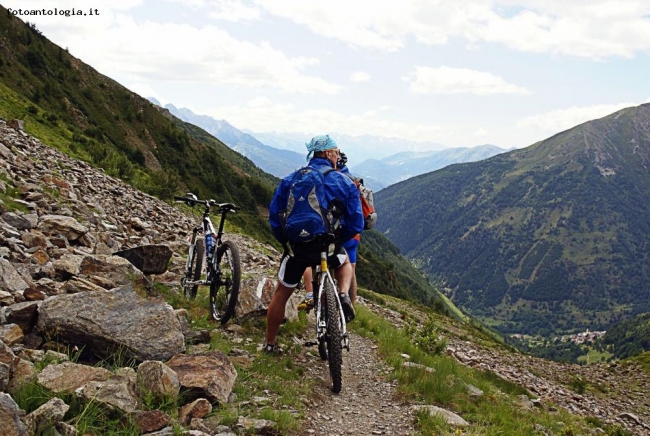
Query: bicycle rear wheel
[
  {"left": 209, "top": 240, "right": 241, "bottom": 324},
  {"left": 318, "top": 292, "right": 328, "bottom": 361},
  {"left": 184, "top": 238, "right": 204, "bottom": 299},
  {"left": 324, "top": 279, "right": 343, "bottom": 393}
]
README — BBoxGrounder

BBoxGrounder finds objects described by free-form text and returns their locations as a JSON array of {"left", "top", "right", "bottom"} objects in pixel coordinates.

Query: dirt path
[{"left": 299, "top": 322, "right": 416, "bottom": 435}]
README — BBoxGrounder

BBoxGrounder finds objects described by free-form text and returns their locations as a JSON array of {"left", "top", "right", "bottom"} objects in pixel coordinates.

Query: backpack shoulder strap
[{"left": 316, "top": 166, "right": 335, "bottom": 176}]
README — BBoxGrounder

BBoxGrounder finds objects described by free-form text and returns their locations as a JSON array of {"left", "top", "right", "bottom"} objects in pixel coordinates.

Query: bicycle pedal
[{"left": 304, "top": 341, "right": 318, "bottom": 347}]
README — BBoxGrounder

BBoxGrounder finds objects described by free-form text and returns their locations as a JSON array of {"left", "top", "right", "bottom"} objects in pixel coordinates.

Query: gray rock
[
  {"left": 35, "top": 285, "right": 185, "bottom": 361},
  {"left": 136, "top": 360, "right": 180, "bottom": 399},
  {"left": 3, "top": 301, "right": 40, "bottom": 333},
  {"left": 38, "top": 215, "right": 89, "bottom": 241},
  {"left": 2, "top": 212, "right": 36, "bottom": 230},
  {"left": 75, "top": 375, "right": 139, "bottom": 413},
  {"left": 0, "top": 259, "right": 30, "bottom": 295},
  {"left": 37, "top": 362, "right": 113, "bottom": 393},
  {"left": 114, "top": 244, "right": 172, "bottom": 274},
  {"left": 0, "top": 392, "right": 28, "bottom": 436},
  {"left": 410, "top": 405, "right": 469, "bottom": 427},
  {"left": 166, "top": 351, "right": 237, "bottom": 404},
  {"left": 25, "top": 397, "right": 70, "bottom": 435}
]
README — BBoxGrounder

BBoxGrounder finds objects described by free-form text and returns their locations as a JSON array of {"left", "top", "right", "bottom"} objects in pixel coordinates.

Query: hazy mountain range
[
  {"left": 159, "top": 102, "right": 509, "bottom": 189},
  {"left": 350, "top": 145, "right": 511, "bottom": 190},
  {"left": 152, "top": 100, "right": 304, "bottom": 178}
]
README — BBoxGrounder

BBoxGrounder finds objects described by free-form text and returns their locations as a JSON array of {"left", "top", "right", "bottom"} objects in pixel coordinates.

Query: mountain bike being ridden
[
  {"left": 264, "top": 135, "right": 364, "bottom": 390},
  {"left": 301, "top": 234, "right": 352, "bottom": 393},
  {"left": 174, "top": 193, "right": 241, "bottom": 325}
]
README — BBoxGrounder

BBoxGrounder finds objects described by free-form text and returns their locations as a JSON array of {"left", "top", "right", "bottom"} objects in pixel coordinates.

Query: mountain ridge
[
  {"left": 159, "top": 102, "right": 305, "bottom": 178},
  {"left": 351, "top": 144, "right": 511, "bottom": 190},
  {"left": 375, "top": 103, "right": 650, "bottom": 336}
]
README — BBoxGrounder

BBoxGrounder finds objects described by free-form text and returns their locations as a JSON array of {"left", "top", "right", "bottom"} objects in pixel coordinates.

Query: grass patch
[
  {"left": 350, "top": 301, "right": 594, "bottom": 436},
  {"left": 212, "top": 313, "right": 313, "bottom": 435}
]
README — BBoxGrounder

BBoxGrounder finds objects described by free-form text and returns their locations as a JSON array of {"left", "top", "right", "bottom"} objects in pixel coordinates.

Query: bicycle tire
[
  {"left": 210, "top": 240, "right": 241, "bottom": 324},
  {"left": 316, "top": 286, "right": 328, "bottom": 360},
  {"left": 313, "top": 274, "right": 328, "bottom": 360},
  {"left": 324, "top": 279, "right": 343, "bottom": 393},
  {"left": 184, "top": 238, "right": 204, "bottom": 299}
]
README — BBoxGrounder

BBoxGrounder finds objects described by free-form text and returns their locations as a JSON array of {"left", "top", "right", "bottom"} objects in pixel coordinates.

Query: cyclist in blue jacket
[{"left": 265, "top": 135, "right": 364, "bottom": 353}]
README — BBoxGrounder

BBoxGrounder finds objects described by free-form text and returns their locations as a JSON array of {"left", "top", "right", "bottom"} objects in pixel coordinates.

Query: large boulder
[
  {"left": 35, "top": 285, "right": 185, "bottom": 361},
  {"left": 114, "top": 245, "right": 173, "bottom": 274}
]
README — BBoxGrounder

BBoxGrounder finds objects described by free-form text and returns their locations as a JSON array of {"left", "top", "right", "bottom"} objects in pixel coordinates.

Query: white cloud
[
  {"left": 350, "top": 71, "right": 371, "bottom": 83},
  {"left": 475, "top": 3, "right": 650, "bottom": 58},
  {"left": 516, "top": 102, "right": 639, "bottom": 132},
  {"left": 205, "top": 97, "right": 441, "bottom": 141},
  {"left": 163, "top": 0, "right": 261, "bottom": 21},
  {"left": 405, "top": 66, "right": 530, "bottom": 95},
  {"left": 17, "top": 13, "right": 341, "bottom": 94},
  {"left": 254, "top": 1, "right": 405, "bottom": 50},
  {"left": 253, "top": 0, "right": 650, "bottom": 58}
]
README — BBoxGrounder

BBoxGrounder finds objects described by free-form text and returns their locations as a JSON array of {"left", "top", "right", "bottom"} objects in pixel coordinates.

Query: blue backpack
[{"left": 281, "top": 166, "right": 335, "bottom": 244}]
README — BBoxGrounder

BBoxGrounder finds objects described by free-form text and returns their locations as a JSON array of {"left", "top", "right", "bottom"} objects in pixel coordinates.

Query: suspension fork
[{"left": 186, "top": 225, "right": 203, "bottom": 275}]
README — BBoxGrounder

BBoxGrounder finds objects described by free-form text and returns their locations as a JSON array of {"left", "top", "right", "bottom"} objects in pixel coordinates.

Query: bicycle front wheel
[
  {"left": 324, "top": 279, "right": 343, "bottom": 393},
  {"left": 184, "top": 238, "right": 204, "bottom": 299},
  {"left": 209, "top": 240, "right": 241, "bottom": 324}
]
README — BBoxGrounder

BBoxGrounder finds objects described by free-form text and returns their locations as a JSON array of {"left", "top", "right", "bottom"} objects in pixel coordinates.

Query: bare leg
[
  {"left": 334, "top": 259, "right": 352, "bottom": 295},
  {"left": 303, "top": 268, "right": 313, "bottom": 294},
  {"left": 265, "top": 282, "right": 295, "bottom": 345},
  {"left": 349, "top": 263, "right": 357, "bottom": 305}
]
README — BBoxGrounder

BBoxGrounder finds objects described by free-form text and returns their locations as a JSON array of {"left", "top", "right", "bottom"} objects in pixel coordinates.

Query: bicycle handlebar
[{"left": 173, "top": 195, "right": 240, "bottom": 212}]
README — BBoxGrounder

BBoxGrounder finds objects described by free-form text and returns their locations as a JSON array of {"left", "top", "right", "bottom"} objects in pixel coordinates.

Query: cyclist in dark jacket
[{"left": 265, "top": 135, "right": 363, "bottom": 353}]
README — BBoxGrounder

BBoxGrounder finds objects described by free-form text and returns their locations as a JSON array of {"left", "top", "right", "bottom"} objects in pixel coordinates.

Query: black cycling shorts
[{"left": 277, "top": 243, "right": 348, "bottom": 288}]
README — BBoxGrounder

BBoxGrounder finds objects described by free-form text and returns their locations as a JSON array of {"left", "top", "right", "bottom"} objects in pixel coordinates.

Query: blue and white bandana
[{"left": 305, "top": 135, "right": 337, "bottom": 161}]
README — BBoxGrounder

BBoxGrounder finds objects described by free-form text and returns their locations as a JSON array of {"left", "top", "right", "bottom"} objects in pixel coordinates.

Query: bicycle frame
[
  {"left": 185, "top": 201, "right": 235, "bottom": 286},
  {"left": 313, "top": 248, "right": 350, "bottom": 351},
  {"left": 176, "top": 194, "right": 242, "bottom": 324}
]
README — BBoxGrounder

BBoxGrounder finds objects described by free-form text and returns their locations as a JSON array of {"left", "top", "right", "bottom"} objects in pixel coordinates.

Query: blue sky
[{"left": 5, "top": 0, "right": 650, "bottom": 157}]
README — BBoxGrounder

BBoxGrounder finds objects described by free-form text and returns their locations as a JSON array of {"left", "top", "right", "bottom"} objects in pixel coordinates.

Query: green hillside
[
  {"left": 376, "top": 104, "right": 650, "bottom": 336},
  {"left": 356, "top": 230, "right": 454, "bottom": 316},
  {"left": 601, "top": 312, "right": 650, "bottom": 359},
  {"left": 0, "top": 8, "right": 276, "bottom": 242}
]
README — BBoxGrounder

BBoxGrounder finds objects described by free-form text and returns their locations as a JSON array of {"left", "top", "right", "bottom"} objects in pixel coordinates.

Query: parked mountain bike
[
  {"left": 303, "top": 234, "right": 350, "bottom": 394},
  {"left": 174, "top": 193, "right": 241, "bottom": 325}
]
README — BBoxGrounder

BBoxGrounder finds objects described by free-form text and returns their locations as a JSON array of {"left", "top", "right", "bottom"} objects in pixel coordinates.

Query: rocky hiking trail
[
  {"left": 299, "top": 317, "right": 415, "bottom": 436},
  {"left": 0, "top": 117, "right": 648, "bottom": 435}
]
